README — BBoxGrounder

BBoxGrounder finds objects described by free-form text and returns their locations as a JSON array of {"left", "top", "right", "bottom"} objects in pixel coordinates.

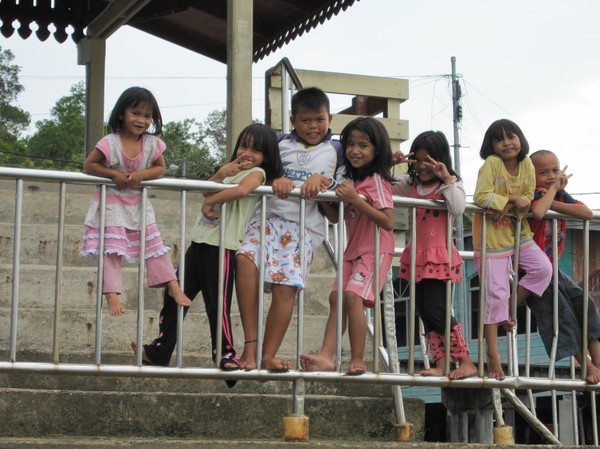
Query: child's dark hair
[
  {"left": 107, "top": 87, "right": 163, "bottom": 136},
  {"left": 479, "top": 119, "right": 529, "bottom": 161},
  {"left": 339, "top": 117, "right": 394, "bottom": 182},
  {"left": 408, "top": 130, "right": 460, "bottom": 185},
  {"left": 291, "top": 87, "right": 330, "bottom": 115},
  {"left": 231, "top": 123, "right": 283, "bottom": 183}
]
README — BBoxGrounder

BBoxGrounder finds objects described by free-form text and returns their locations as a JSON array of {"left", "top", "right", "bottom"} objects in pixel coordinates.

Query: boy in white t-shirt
[{"left": 236, "top": 87, "right": 341, "bottom": 371}]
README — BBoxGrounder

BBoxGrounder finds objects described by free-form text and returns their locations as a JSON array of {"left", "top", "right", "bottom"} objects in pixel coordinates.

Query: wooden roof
[{"left": 0, "top": 0, "right": 358, "bottom": 63}]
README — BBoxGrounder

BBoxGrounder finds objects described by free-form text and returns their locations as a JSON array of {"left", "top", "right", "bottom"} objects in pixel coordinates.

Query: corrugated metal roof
[{"left": 0, "top": 0, "right": 358, "bottom": 62}]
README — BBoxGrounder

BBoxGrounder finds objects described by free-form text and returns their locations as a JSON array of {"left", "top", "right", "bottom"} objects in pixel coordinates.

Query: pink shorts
[
  {"left": 332, "top": 253, "right": 394, "bottom": 308},
  {"left": 476, "top": 243, "right": 551, "bottom": 324}
]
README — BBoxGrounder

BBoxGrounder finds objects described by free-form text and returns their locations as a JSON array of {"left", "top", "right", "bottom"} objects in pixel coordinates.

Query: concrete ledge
[
  {"left": 0, "top": 388, "right": 424, "bottom": 441},
  {"left": 1, "top": 437, "right": 551, "bottom": 449}
]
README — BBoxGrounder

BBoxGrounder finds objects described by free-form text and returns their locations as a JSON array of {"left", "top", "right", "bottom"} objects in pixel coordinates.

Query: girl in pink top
[
  {"left": 301, "top": 117, "right": 395, "bottom": 375},
  {"left": 81, "top": 87, "right": 190, "bottom": 316},
  {"left": 393, "top": 131, "right": 476, "bottom": 379}
]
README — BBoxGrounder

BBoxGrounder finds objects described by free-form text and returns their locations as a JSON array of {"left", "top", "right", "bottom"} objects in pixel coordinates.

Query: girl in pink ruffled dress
[
  {"left": 393, "top": 130, "right": 476, "bottom": 379},
  {"left": 80, "top": 87, "right": 191, "bottom": 316}
]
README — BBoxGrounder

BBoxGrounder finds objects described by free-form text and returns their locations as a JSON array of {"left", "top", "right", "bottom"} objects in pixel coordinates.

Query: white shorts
[{"left": 237, "top": 215, "right": 314, "bottom": 290}]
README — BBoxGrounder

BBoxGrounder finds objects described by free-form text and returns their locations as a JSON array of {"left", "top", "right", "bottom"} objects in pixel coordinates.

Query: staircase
[{"left": 0, "top": 177, "right": 425, "bottom": 447}]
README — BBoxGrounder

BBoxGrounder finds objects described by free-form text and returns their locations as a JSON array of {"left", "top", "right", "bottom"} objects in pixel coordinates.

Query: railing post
[
  {"left": 9, "top": 179, "right": 23, "bottom": 362},
  {"left": 52, "top": 182, "right": 67, "bottom": 363},
  {"left": 94, "top": 185, "right": 107, "bottom": 365}
]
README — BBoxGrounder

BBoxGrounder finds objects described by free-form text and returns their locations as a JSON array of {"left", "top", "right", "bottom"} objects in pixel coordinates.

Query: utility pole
[{"left": 451, "top": 56, "right": 467, "bottom": 328}]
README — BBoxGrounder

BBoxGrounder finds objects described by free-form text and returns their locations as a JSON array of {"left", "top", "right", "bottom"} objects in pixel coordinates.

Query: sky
[{"left": 2, "top": 0, "right": 600, "bottom": 207}]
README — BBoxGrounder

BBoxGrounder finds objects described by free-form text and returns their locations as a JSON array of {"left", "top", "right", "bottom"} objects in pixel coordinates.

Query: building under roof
[{"left": 0, "top": 0, "right": 359, "bottom": 151}]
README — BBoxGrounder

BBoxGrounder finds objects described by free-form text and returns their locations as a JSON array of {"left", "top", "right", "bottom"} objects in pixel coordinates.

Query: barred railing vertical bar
[
  {"left": 524, "top": 303, "right": 536, "bottom": 418},
  {"left": 548, "top": 218, "right": 559, "bottom": 379},
  {"left": 94, "top": 185, "right": 107, "bottom": 365},
  {"left": 381, "top": 269, "right": 406, "bottom": 424},
  {"left": 582, "top": 219, "right": 590, "bottom": 380},
  {"left": 135, "top": 188, "right": 148, "bottom": 367},
  {"left": 292, "top": 198, "right": 307, "bottom": 415},
  {"left": 444, "top": 215, "right": 452, "bottom": 375},
  {"left": 52, "top": 182, "right": 67, "bottom": 362},
  {"left": 569, "top": 380, "right": 579, "bottom": 445},
  {"left": 418, "top": 319, "right": 429, "bottom": 371},
  {"left": 9, "top": 178, "right": 23, "bottom": 362},
  {"left": 296, "top": 198, "right": 306, "bottom": 368},
  {"left": 524, "top": 217, "right": 535, "bottom": 415},
  {"left": 550, "top": 389, "right": 558, "bottom": 439},
  {"left": 583, "top": 219, "right": 597, "bottom": 445},
  {"left": 478, "top": 216, "right": 487, "bottom": 378},
  {"left": 216, "top": 202, "right": 228, "bottom": 367},
  {"left": 591, "top": 389, "right": 598, "bottom": 445},
  {"left": 492, "top": 388, "right": 505, "bottom": 427},
  {"left": 332, "top": 221, "right": 339, "bottom": 262},
  {"left": 335, "top": 201, "right": 345, "bottom": 372},
  {"left": 256, "top": 195, "right": 267, "bottom": 368},
  {"left": 408, "top": 206, "right": 417, "bottom": 375},
  {"left": 176, "top": 190, "right": 187, "bottom": 367},
  {"left": 373, "top": 223, "right": 381, "bottom": 374},
  {"left": 509, "top": 219, "right": 522, "bottom": 378}
]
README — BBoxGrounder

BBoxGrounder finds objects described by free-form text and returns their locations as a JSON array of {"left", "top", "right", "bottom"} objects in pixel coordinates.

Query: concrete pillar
[
  {"left": 226, "top": 0, "right": 253, "bottom": 159},
  {"left": 77, "top": 38, "right": 106, "bottom": 158}
]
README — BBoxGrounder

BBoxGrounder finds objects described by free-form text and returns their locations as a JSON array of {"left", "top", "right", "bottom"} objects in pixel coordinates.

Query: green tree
[
  {"left": 26, "top": 82, "right": 85, "bottom": 171},
  {"left": 202, "top": 108, "right": 227, "bottom": 160},
  {"left": 0, "top": 46, "right": 31, "bottom": 167},
  {"left": 162, "top": 110, "right": 228, "bottom": 180}
]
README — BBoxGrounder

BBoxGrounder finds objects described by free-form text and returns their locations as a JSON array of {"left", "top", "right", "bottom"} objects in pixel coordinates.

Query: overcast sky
[{"left": 2, "top": 0, "right": 600, "bottom": 207}]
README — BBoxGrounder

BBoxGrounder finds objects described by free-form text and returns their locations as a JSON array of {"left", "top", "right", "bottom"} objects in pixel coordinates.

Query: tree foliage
[
  {"left": 0, "top": 46, "right": 31, "bottom": 167},
  {"left": 162, "top": 110, "right": 227, "bottom": 180},
  {"left": 0, "top": 47, "right": 229, "bottom": 178},
  {"left": 26, "top": 81, "right": 85, "bottom": 171}
]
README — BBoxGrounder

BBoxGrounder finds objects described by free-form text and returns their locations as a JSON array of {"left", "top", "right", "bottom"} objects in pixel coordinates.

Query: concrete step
[
  {"left": 0, "top": 386, "right": 425, "bottom": 441},
  {"left": 0, "top": 438, "right": 464, "bottom": 449},
  {"left": 0, "top": 178, "right": 335, "bottom": 273},
  {"left": 0, "top": 439, "right": 590, "bottom": 449},
  {"left": 0, "top": 264, "right": 334, "bottom": 313},
  {"left": 0, "top": 179, "right": 200, "bottom": 227},
  {"left": 0, "top": 306, "right": 343, "bottom": 356},
  {"left": 0, "top": 222, "right": 336, "bottom": 273},
  {"left": 0, "top": 222, "right": 189, "bottom": 268}
]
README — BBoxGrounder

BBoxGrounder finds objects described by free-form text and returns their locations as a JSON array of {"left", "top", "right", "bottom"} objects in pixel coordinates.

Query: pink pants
[
  {"left": 476, "top": 243, "right": 552, "bottom": 325},
  {"left": 102, "top": 253, "right": 177, "bottom": 294}
]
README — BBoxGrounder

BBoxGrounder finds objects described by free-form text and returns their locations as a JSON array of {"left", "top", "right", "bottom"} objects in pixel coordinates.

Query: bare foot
[
  {"left": 347, "top": 358, "right": 366, "bottom": 375},
  {"left": 421, "top": 366, "right": 445, "bottom": 376},
  {"left": 168, "top": 281, "right": 192, "bottom": 306},
  {"left": 261, "top": 355, "right": 292, "bottom": 372},
  {"left": 449, "top": 356, "right": 478, "bottom": 380},
  {"left": 239, "top": 340, "right": 257, "bottom": 370},
  {"left": 130, "top": 340, "right": 151, "bottom": 364},
  {"left": 487, "top": 355, "right": 505, "bottom": 381},
  {"left": 106, "top": 293, "right": 126, "bottom": 316},
  {"left": 585, "top": 362, "right": 600, "bottom": 384},
  {"left": 300, "top": 353, "right": 336, "bottom": 372}
]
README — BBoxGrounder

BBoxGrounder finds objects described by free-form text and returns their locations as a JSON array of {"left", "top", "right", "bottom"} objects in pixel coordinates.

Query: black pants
[
  {"left": 144, "top": 241, "right": 236, "bottom": 366},
  {"left": 414, "top": 278, "right": 458, "bottom": 334},
  {"left": 526, "top": 269, "right": 600, "bottom": 360}
]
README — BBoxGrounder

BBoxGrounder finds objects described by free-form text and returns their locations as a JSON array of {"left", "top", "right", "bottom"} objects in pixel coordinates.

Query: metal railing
[{"left": 1, "top": 166, "right": 600, "bottom": 445}]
